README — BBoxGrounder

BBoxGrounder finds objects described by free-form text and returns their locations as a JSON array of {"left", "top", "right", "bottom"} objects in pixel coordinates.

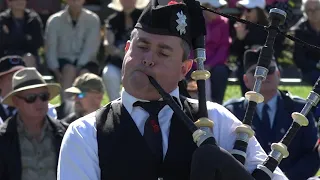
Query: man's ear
[
  {"left": 180, "top": 59, "right": 193, "bottom": 79},
  {"left": 125, "top": 40, "right": 130, "bottom": 52}
]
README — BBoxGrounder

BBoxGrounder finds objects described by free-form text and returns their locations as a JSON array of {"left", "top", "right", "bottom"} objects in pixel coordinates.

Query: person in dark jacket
[
  {"left": 224, "top": 47, "right": 320, "bottom": 180},
  {"left": 230, "top": 0, "right": 285, "bottom": 96},
  {"left": 0, "top": 67, "right": 67, "bottom": 180},
  {"left": 102, "top": 0, "right": 148, "bottom": 101},
  {"left": 0, "top": 0, "right": 43, "bottom": 68},
  {"left": 291, "top": 0, "right": 320, "bottom": 86}
]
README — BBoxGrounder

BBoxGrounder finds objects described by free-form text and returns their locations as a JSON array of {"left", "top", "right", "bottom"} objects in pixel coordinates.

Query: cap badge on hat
[{"left": 176, "top": 11, "right": 187, "bottom": 35}]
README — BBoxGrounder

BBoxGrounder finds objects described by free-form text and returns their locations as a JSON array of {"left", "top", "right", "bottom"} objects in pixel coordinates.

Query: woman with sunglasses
[{"left": 230, "top": 0, "right": 285, "bottom": 96}]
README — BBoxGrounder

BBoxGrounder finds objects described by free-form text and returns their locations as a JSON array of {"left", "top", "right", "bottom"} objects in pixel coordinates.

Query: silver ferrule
[
  {"left": 306, "top": 91, "right": 320, "bottom": 107},
  {"left": 236, "top": 132, "right": 250, "bottom": 143},
  {"left": 196, "top": 129, "right": 214, "bottom": 147},
  {"left": 194, "top": 48, "right": 206, "bottom": 70},
  {"left": 252, "top": 66, "right": 269, "bottom": 92},
  {"left": 270, "top": 150, "right": 283, "bottom": 163},
  {"left": 301, "top": 102, "right": 313, "bottom": 116},
  {"left": 200, "top": 127, "right": 213, "bottom": 134}
]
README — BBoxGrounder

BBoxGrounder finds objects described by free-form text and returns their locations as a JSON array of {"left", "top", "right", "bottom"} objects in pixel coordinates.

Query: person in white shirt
[{"left": 57, "top": 0, "right": 288, "bottom": 179}]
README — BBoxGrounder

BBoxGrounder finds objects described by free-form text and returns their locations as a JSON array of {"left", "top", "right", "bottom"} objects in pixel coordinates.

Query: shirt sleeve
[
  {"left": 45, "top": 16, "right": 59, "bottom": 70},
  {"left": 206, "top": 101, "right": 288, "bottom": 180},
  {"left": 57, "top": 112, "right": 100, "bottom": 180},
  {"left": 77, "top": 14, "right": 101, "bottom": 67}
]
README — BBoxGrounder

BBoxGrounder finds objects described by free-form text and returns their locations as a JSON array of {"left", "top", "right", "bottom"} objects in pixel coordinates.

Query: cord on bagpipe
[
  {"left": 229, "top": 9, "right": 287, "bottom": 165},
  {"left": 200, "top": 3, "right": 320, "bottom": 180},
  {"left": 145, "top": 0, "right": 320, "bottom": 179}
]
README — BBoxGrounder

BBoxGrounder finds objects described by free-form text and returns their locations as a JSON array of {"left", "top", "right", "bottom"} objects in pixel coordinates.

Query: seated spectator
[
  {"left": 45, "top": 0, "right": 101, "bottom": 101},
  {"left": 196, "top": 0, "right": 231, "bottom": 104},
  {"left": 230, "top": 0, "right": 285, "bottom": 96},
  {"left": 26, "top": 0, "right": 62, "bottom": 29},
  {"left": 0, "top": 55, "right": 57, "bottom": 124},
  {"left": 224, "top": 47, "right": 320, "bottom": 180},
  {"left": 62, "top": 73, "right": 104, "bottom": 124},
  {"left": 291, "top": 0, "right": 320, "bottom": 86},
  {"left": 0, "top": 0, "right": 43, "bottom": 68},
  {"left": 102, "top": 0, "right": 148, "bottom": 101},
  {"left": 0, "top": 67, "right": 67, "bottom": 180}
]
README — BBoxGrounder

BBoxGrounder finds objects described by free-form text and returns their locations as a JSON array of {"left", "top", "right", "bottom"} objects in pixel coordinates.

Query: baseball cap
[
  {"left": 0, "top": 55, "right": 26, "bottom": 77},
  {"left": 65, "top": 73, "right": 104, "bottom": 94}
]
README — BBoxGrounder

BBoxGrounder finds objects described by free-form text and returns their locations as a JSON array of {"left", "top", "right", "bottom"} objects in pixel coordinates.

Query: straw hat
[
  {"left": 108, "top": 0, "right": 150, "bottom": 11},
  {"left": 2, "top": 67, "right": 61, "bottom": 106}
]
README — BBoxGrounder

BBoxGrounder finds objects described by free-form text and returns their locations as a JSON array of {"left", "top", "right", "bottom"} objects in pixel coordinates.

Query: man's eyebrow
[
  {"left": 158, "top": 43, "right": 174, "bottom": 52},
  {"left": 137, "top": 37, "right": 174, "bottom": 52},
  {"left": 136, "top": 37, "right": 150, "bottom": 44}
]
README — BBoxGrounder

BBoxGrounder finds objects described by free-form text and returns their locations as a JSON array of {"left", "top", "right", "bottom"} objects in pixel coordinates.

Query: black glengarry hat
[
  {"left": 243, "top": 46, "right": 276, "bottom": 72},
  {"left": 135, "top": 0, "right": 192, "bottom": 47}
]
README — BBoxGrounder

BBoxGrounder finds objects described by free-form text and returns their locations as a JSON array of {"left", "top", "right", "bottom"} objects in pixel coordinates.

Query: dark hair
[{"left": 256, "top": 8, "right": 269, "bottom": 26}]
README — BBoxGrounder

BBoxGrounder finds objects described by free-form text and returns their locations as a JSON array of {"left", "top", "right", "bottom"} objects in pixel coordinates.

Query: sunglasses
[
  {"left": 16, "top": 92, "right": 50, "bottom": 104},
  {"left": 249, "top": 66, "right": 276, "bottom": 75},
  {"left": 76, "top": 92, "right": 86, "bottom": 99}
]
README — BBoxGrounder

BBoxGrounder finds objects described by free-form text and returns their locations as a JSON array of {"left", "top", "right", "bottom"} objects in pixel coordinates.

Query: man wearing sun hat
[
  {"left": 0, "top": 55, "right": 58, "bottom": 124},
  {"left": 0, "top": 67, "right": 67, "bottom": 180},
  {"left": 62, "top": 73, "right": 104, "bottom": 125}
]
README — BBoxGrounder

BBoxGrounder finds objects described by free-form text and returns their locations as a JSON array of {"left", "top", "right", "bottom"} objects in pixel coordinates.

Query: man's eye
[
  {"left": 138, "top": 45, "right": 148, "bottom": 50},
  {"left": 159, "top": 52, "right": 169, "bottom": 57}
]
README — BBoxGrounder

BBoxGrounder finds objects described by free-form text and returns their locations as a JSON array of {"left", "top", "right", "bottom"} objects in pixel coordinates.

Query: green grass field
[{"left": 50, "top": 84, "right": 313, "bottom": 106}]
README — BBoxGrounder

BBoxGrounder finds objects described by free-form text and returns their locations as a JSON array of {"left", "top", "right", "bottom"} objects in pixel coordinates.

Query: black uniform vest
[{"left": 96, "top": 96, "right": 200, "bottom": 180}]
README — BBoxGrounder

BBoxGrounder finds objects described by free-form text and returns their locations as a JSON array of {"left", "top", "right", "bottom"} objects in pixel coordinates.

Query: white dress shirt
[{"left": 57, "top": 87, "right": 288, "bottom": 180}]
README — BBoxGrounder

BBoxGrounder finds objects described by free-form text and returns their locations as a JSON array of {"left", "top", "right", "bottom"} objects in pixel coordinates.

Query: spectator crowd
[{"left": 0, "top": 0, "right": 320, "bottom": 179}]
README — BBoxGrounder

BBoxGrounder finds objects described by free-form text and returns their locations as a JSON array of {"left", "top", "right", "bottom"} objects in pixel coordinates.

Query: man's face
[
  {"left": 243, "top": 61, "right": 280, "bottom": 94},
  {"left": 8, "top": 0, "right": 26, "bottom": 11},
  {"left": 12, "top": 87, "right": 49, "bottom": 118},
  {"left": 74, "top": 91, "right": 103, "bottom": 116},
  {"left": 305, "top": 0, "right": 320, "bottom": 23},
  {"left": 121, "top": 29, "right": 193, "bottom": 100},
  {"left": 66, "top": 0, "right": 85, "bottom": 10}
]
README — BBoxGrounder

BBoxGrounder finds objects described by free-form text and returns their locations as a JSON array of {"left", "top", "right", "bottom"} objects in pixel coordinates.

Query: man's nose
[{"left": 142, "top": 53, "right": 155, "bottom": 67}]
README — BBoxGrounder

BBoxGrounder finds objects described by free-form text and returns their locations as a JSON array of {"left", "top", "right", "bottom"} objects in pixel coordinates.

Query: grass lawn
[{"left": 50, "top": 84, "right": 313, "bottom": 106}]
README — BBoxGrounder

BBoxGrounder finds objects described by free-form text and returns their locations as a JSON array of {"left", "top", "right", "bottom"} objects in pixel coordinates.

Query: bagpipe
[{"left": 147, "top": 0, "right": 320, "bottom": 179}]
